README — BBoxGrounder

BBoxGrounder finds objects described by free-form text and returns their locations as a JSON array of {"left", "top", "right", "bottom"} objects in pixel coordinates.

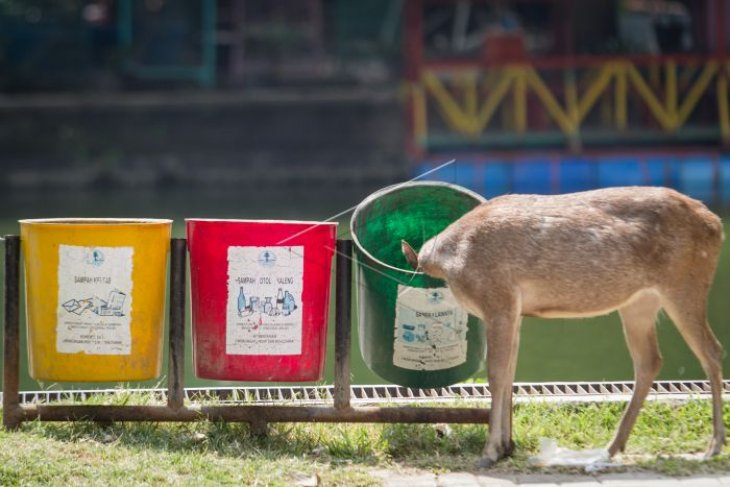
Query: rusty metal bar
[
  {"left": 334, "top": 239, "right": 352, "bottom": 410},
  {"left": 167, "top": 238, "right": 187, "bottom": 409},
  {"left": 3, "top": 235, "right": 22, "bottom": 429},
  {"left": 19, "top": 404, "right": 489, "bottom": 424}
]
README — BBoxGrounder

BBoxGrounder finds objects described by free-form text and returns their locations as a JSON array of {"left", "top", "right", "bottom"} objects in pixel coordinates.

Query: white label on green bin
[
  {"left": 56, "top": 245, "right": 134, "bottom": 355},
  {"left": 393, "top": 285, "right": 469, "bottom": 371},
  {"left": 226, "top": 246, "right": 304, "bottom": 355}
]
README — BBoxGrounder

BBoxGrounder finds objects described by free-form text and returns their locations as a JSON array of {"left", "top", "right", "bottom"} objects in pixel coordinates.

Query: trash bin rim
[
  {"left": 350, "top": 181, "right": 486, "bottom": 277},
  {"left": 19, "top": 218, "right": 173, "bottom": 225},
  {"left": 185, "top": 218, "right": 338, "bottom": 226}
]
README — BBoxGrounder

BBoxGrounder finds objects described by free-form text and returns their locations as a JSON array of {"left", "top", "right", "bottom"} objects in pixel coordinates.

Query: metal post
[
  {"left": 334, "top": 239, "right": 353, "bottom": 410},
  {"left": 403, "top": 0, "right": 425, "bottom": 159},
  {"left": 200, "top": 0, "right": 217, "bottom": 88},
  {"left": 715, "top": 0, "right": 726, "bottom": 61},
  {"left": 167, "top": 239, "right": 187, "bottom": 409},
  {"left": 3, "top": 236, "right": 21, "bottom": 429},
  {"left": 117, "top": 0, "right": 133, "bottom": 51}
]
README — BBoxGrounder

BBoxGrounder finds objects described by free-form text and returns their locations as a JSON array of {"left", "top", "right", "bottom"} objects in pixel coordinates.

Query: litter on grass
[{"left": 529, "top": 438, "right": 620, "bottom": 472}]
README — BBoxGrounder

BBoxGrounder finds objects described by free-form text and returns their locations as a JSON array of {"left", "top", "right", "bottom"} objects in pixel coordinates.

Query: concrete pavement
[{"left": 370, "top": 470, "right": 730, "bottom": 486}]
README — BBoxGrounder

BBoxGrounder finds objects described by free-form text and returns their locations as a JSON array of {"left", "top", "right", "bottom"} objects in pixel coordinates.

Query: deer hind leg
[
  {"left": 479, "top": 290, "right": 522, "bottom": 468},
  {"left": 607, "top": 290, "right": 662, "bottom": 457},
  {"left": 660, "top": 286, "right": 726, "bottom": 457}
]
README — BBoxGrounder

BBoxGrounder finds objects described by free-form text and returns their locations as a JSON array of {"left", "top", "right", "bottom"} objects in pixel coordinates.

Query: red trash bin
[{"left": 187, "top": 219, "right": 338, "bottom": 381}]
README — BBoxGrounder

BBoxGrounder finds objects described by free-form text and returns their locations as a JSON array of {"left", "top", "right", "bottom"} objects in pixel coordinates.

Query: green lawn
[{"left": 2, "top": 398, "right": 730, "bottom": 486}]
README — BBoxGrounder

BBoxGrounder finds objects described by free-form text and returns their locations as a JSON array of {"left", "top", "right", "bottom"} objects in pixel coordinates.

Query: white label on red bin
[
  {"left": 226, "top": 246, "right": 304, "bottom": 355},
  {"left": 393, "top": 285, "right": 469, "bottom": 371},
  {"left": 56, "top": 245, "right": 134, "bottom": 355}
]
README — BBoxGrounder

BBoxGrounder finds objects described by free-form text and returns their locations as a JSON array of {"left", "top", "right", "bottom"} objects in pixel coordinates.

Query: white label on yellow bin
[
  {"left": 226, "top": 246, "right": 304, "bottom": 355},
  {"left": 393, "top": 285, "right": 469, "bottom": 371},
  {"left": 56, "top": 245, "right": 134, "bottom": 355}
]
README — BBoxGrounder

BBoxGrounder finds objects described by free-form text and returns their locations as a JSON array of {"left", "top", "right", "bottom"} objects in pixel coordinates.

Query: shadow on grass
[
  {"left": 14, "top": 405, "right": 491, "bottom": 470},
  {"left": 8, "top": 399, "right": 730, "bottom": 476}
]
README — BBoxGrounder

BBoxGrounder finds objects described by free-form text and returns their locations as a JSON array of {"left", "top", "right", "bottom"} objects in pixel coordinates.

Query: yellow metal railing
[{"left": 412, "top": 60, "right": 730, "bottom": 144}]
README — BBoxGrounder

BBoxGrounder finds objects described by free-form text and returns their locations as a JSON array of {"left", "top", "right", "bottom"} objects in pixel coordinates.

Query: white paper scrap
[{"left": 529, "top": 438, "right": 619, "bottom": 472}]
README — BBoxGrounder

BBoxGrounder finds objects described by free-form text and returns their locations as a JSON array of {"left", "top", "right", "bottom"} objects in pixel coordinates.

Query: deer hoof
[
  {"left": 503, "top": 439, "right": 516, "bottom": 457},
  {"left": 477, "top": 456, "right": 498, "bottom": 470},
  {"left": 704, "top": 438, "right": 724, "bottom": 459},
  {"left": 606, "top": 440, "right": 625, "bottom": 458}
]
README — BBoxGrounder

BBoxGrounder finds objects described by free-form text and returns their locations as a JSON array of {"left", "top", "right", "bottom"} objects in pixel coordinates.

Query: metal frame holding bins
[{"left": 2, "top": 236, "right": 490, "bottom": 430}]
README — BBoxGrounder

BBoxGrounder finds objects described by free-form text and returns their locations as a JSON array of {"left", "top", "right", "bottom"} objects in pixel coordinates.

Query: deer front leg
[
  {"left": 501, "top": 314, "right": 522, "bottom": 457},
  {"left": 608, "top": 291, "right": 662, "bottom": 456},
  {"left": 479, "top": 292, "right": 522, "bottom": 468}
]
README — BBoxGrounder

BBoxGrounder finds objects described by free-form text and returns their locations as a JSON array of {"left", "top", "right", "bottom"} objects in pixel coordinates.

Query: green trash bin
[{"left": 351, "top": 182, "right": 487, "bottom": 388}]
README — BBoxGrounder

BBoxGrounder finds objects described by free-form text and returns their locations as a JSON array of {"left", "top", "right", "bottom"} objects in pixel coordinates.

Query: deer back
[{"left": 416, "top": 187, "right": 723, "bottom": 318}]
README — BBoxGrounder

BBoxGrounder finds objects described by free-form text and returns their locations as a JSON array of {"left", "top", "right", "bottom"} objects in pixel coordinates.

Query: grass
[{"left": 1, "top": 397, "right": 730, "bottom": 485}]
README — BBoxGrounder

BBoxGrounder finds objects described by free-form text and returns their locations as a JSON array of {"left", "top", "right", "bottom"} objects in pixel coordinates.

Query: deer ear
[{"left": 401, "top": 240, "right": 419, "bottom": 269}]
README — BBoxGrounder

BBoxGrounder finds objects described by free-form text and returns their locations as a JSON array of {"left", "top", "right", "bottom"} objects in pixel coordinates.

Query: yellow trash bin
[{"left": 19, "top": 218, "right": 172, "bottom": 382}]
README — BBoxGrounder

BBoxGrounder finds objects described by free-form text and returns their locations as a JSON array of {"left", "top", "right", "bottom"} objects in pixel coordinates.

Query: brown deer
[{"left": 401, "top": 186, "right": 726, "bottom": 467}]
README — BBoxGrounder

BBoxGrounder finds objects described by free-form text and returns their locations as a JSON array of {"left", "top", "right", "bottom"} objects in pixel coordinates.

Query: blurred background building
[
  {"left": 2, "top": 1, "right": 730, "bottom": 389},
  {"left": 1, "top": 0, "right": 729, "bottom": 204}
]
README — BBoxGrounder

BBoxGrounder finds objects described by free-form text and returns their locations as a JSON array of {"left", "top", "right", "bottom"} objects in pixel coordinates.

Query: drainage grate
[{"left": 5, "top": 380, "right": 729, "bottom": 406}]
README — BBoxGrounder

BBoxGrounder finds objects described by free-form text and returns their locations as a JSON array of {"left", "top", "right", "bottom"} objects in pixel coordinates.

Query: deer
[{"left": 401, "top": 186, "right": 726, "bottom": 468}]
